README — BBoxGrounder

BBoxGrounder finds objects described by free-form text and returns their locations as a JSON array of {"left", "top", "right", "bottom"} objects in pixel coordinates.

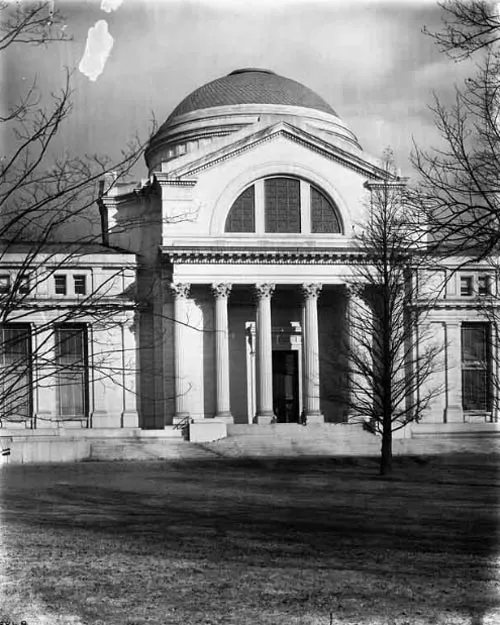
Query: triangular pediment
[{"left": 155, "top": 121, "right": 388, "bottom": 183}]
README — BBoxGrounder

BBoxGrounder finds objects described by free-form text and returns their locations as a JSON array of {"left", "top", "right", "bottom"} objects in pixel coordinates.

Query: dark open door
[{"left": 272, "top": 350, "right": 299, "bottom": 423}]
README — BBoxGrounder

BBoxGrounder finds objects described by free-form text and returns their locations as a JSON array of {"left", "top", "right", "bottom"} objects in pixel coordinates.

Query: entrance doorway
[{"left": 272, "top": 350, "right": 299, "bottom": 423}]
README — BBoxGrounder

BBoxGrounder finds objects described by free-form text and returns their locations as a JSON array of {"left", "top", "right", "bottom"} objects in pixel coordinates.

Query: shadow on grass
[{"left": 1, "top": 454, "right": 499, "bottom": 624}]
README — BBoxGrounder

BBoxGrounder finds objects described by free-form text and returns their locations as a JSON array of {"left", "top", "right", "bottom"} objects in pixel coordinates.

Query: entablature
[{"left": 161, "top": 245, "right": 367, "bottom": 265}]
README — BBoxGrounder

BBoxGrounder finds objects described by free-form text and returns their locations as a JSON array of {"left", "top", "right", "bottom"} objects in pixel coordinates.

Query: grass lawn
[{"left": 0, "top": 455, "right": 499, "bottom": 625}]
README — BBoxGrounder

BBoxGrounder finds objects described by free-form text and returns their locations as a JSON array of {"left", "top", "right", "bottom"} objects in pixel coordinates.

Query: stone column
[
  {"left": 212, "top": 283, "right": 233, "bottom": 422},
  {"left": 254, "top": 283, "right": 275, "bottom": 424},
  {"left": 171, "top": 282, "right": 191, "bottom": 424},
  {"left": 302, "top": 283, "right": 324, "bottom": 423},
  {"left": 445, "top": 321, "right": 463, "bottom": 422}
]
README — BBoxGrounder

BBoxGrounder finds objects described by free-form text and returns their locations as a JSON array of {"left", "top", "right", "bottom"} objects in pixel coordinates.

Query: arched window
[
  {"left": 225, "top": 185, "right": 255, "bottom": 232},
  {"left": 311, "top": 186, "right": 341, "bottom": 233},
  {"left": 265, "top": 177, "right": 300, "bottom": 233},
  {"left": 224, "top": 177, "right": 342, "bottom": 234}
]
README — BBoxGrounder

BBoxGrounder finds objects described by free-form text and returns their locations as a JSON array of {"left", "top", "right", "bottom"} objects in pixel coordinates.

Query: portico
[{"left": 166, "top": 248, "right": 355, "bottom": 426}]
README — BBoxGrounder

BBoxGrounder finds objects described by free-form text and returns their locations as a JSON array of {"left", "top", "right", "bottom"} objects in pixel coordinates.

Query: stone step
[
  {"left": 227, "top": 423, "right": 376, "bottom": 441},
  {"left": 205, "top": 432, "right": 382, "bottom": 458},
  {"left": 89, "top": 439, "right": 218, "bottom": 461}
]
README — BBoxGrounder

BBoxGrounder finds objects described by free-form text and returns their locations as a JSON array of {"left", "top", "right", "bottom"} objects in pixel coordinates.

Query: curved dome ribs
[
  {"left": 145, "top": 68, "right": 362, "bottom": 170},
  {"left": 167, "top": 68, "right": 337, "bottom": 123}
]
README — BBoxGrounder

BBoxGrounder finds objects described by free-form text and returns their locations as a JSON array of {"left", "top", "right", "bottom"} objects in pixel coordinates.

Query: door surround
[{"left": 245, "top": 321, "right": 303, "bottom": 423}]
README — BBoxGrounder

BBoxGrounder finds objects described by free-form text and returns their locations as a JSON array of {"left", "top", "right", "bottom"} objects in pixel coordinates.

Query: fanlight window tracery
[{"left": 224, "top": 176, "right": 342, "bottom": 235}]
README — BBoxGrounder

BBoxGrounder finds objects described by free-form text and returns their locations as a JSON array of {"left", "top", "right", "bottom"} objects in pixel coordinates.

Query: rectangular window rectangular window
[
  {"left": 74, "top": 275, "right": 87, "bottom": 296},
  {"left": 0, "top": 275, "right": 11, "bottom": 294},
  {"left": 460, "top": 276, "right": 473, "bottom": 296},
  {"left": 461, "top": 323, "right": 491, "bottom": 412},
  {"left": 55, "top": 275, "right": 67, "bottom": 295},
  {"left": 478, "top": 275, "right": 491, "bottom": 296},
  {"left": 54, "top": 325, "right": 88, "bottom": 417},
  {"left": 0, "top": 325, "right": 31, "bottom": 420}
]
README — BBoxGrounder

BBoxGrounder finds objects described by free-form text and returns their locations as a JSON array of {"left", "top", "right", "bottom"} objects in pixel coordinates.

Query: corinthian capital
[
  {"left": 170, "top": 282, "right": 191, "bottom": 299},
  {"left": 255, "top": 283, "right": 275, "bottom": 299},
  {"left": 212, "top": 283, "right": 232, "bottom": 299},
  {"left": 302, "top": 283, "right": 322, "bottom": 300}
]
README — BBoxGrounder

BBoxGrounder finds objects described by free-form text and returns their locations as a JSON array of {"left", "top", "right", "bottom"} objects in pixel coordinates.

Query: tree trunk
[{"left": 379, "top": 414, "right": 392, "bottom": 476}]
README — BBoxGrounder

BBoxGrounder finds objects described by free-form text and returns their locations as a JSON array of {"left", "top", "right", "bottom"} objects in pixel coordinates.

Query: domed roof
[{"left": 166, "top": 68, "right": 337, "bottom": 122}]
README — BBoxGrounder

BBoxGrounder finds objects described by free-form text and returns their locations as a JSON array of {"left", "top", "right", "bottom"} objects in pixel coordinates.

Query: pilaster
[
  {"left": 445, "top": 321, "right": 463, "bottom": 423},
  {"left": 121, "top": 315, "right": 140, "bottom": 428}
]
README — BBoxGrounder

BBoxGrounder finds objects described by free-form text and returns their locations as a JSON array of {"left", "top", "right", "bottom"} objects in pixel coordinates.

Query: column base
[
  {"left": 445, "top": 405, "right": 464, "bottom": 423},
  {"left": 122, "top": 411, "right": 139, "bottom": 428},
  {"left": 173, "top": 413, "right": 191, "bottom": 426},
  {"left": 253, "top": 415, "right": 274, "bottom": 424},
  {"left": 214, "top": 413, "right": 234, "bottom": 424},
  {"left": 304, "top": 412, "right": 325, "bottom": 425}
]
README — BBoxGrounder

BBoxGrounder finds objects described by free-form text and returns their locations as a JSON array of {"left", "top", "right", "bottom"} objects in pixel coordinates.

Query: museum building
[
  {"left": 103, "top": 68, "right": 497, "bottom": 433},
  {"left": 0, "top": 68, "right": 497, "bottom": 443}
]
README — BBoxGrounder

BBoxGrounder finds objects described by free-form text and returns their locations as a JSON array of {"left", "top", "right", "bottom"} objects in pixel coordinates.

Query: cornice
[
  {"left": 416, "top": 299, "right": 499, "bottom": 310},
  {"left": 162, "top": 246, "right": 368, "bottom": 265},
  {"left": 154, "top": 176, "right": 197, "bottom": 187},
  {"left": 163, "top": 122, "right": 386, "bottom": 181}
]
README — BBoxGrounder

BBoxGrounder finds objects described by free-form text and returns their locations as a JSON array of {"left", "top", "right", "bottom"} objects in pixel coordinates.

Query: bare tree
[
  {"left": 424, "top": 0, "right": 500, "bottom": 59},
  {"left": 345, "top": 153, "right": 443, "bottom": 475},
  {"left": 414, "top": 0, "right": 500, "bottom": 258},
  {"left": 0, "top": 1, "right": 152, "bottom": 428}
]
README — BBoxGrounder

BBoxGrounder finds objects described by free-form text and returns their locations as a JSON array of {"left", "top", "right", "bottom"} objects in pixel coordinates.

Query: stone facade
[{"left": 1, "top": 69, "right": 497, "bottom": 436}]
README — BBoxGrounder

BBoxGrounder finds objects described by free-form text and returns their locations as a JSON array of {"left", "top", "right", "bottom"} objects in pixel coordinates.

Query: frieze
[
  {"left": 164, "top": 247, "right": 368, "bottom": 265},
  {"left": 155, "top": 177, "right": 197, "bottom": 187}
]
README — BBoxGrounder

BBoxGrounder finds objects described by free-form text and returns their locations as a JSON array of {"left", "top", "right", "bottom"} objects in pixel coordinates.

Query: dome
[
  {"left": 145, "top": 68, "right": 361, "bottom": 172},
  {"left": 166, "top": 69, "right": 337, "bottom": 122}
]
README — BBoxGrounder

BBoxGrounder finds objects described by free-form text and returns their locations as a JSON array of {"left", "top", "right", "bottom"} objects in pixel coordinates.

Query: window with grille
[
  {"left": 55, "top": 274, "right": 67, "bottom": 295},
  {"left": 54, "top": 325, "right": 88, "bottom": 417},
  {"left": 74, "top": 275, "right": 87, "bottom": 296},
  {"left": 311, "top": 186, "right": 341, "bottom": 233},
  {"left": 265, "top": 177, "right": 301, "bottom": 233},
  {"left": 461, "top": 323, "right": 491, "bottom": 412},
  {"left": 0, "top": 325, "right": 31, "bottom": 419},
  {"left": 225, "top": 186, "right": 255, "bottom": 233}
]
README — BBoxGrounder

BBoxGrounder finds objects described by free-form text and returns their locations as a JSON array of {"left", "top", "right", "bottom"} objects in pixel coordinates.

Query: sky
[{"left": 3, "top": 0, "right": 477, "bottom": 181}]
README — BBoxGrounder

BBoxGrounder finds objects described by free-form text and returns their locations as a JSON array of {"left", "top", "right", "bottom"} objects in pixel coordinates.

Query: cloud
[
  {"left": 78, "top": 20, "right": 114, "bottom": 82},
  {"left": 101, "top": 0, "right": 125, "bottom": 12}
]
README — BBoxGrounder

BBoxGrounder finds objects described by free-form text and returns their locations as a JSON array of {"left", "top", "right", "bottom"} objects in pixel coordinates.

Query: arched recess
[{"left": 211, "top": 162, "right": 349, "bottom": 236}]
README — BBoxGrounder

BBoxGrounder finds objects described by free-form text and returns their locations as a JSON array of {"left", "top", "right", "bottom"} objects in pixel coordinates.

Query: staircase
[
  {"left": 203, "top": 423, "right": 381, "bottom": 458},
  {"left": 89, "top": 437, "right": 220, "bottom": 461}
]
